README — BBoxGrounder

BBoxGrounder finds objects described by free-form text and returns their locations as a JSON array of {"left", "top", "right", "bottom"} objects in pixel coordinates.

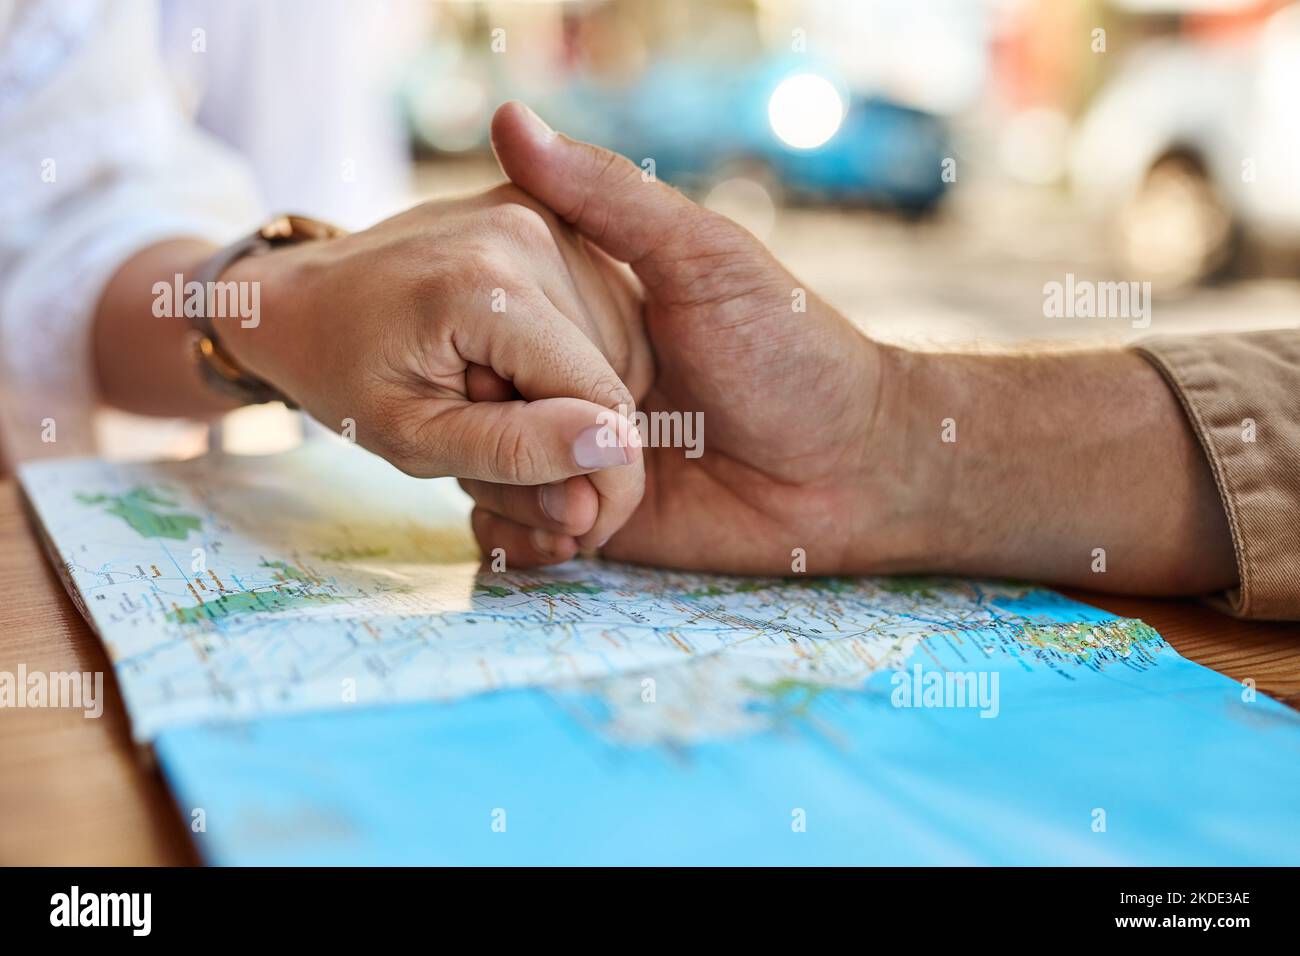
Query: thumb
[
  {"left": 490, "top": 100, "right": 724, "bottom": 270},
  {"left": 397, "top": 396, "right": 640, "bottom": 487}
]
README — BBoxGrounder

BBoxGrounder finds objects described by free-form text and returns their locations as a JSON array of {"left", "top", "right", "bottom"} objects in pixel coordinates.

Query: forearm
[
  {"left": 865, "top": 345, "right": 1237, "bottom": 594},
  {"left": 92, "top": 239, "right": 241, "bottom": 419}
]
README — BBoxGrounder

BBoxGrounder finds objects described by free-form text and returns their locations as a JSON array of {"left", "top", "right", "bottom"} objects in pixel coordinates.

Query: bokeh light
[{"left": 767, "top": 73, "right": 844, "bottom": 149}]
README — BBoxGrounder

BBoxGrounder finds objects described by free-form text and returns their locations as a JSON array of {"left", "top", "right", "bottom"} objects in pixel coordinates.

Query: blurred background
[{"left": 130, "top": 0, "right": 1300, "bottom": 455}]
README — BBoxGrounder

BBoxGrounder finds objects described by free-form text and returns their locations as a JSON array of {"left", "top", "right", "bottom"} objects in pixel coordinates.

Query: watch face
[
  {"left": 264, "top": 215, "right": 346, "bottom": 244},
  {"left": 191, "top": 331, "right": 285, "bottom": 407},
  {"left": 259, "top": 216, "right": 296, "bottom": 241}
]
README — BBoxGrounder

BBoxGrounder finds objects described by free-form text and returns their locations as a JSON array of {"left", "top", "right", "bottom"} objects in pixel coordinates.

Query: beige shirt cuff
[{"left": 1135, "top": 330, "right": 1300, "bottom": 620}]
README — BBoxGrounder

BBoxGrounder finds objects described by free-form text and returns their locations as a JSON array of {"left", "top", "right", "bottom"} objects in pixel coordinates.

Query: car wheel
[{"left": 1117, "top": 152, "right": 1237, "bottom": 290}]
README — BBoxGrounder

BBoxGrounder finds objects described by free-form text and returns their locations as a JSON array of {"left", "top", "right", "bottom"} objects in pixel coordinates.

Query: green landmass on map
[
  {"left": 474, "top": 584, "right": 514, "bottom": 598},
  {"left": 521, "top": 581, "right": 603, "bottom": 596},
  {"left": 76, "top": 487, "right": 201, "bottom": 540},
  {"left": 1020, "top": 618, "right": 1162, "bottom": 657},
  {"left": 167, "top": 588, "right": 342, "bottom": 625}
]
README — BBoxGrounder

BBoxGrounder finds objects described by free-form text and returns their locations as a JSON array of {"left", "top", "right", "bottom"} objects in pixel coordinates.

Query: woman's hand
[{"left": 223, "top": 184, "right": 653, "bottom": 558}]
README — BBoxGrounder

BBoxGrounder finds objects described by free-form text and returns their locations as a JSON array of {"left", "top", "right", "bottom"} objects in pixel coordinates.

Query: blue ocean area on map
[{"left": 157, "top": 585, "right": 1300, "bottom": 865}]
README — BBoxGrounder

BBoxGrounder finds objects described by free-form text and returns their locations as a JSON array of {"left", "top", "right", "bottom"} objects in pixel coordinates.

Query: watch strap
[{"left": 187, "top": 214, "right": 345, "bottom": 408}]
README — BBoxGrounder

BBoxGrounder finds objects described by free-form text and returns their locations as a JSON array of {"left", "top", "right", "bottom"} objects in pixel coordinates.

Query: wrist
[
  {"left": 218, "top": 247, "right": 309, "bottom": 402},
  {"left": 843, "top": 344, "right": 961, "bottom": 575},
  {"left": 94, "top": 239, "right": 245, "bottom": 418},
  {"left": 850, "top": 345, "right": 1236, "bottom": 591}
]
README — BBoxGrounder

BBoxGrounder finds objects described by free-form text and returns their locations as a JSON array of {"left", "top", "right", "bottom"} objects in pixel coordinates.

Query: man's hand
[
  {"left": 467, "top": 102, "right": 1237, "bottom": 596},
  {"left": 222, "top": 185, "right": 650, "bottom": 561},
  {"left": 469, "top": 102, "right": 891, "bottom": 575}
]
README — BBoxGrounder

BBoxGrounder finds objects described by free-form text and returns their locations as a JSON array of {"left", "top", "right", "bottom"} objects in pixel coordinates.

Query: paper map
[{"left": 20, "top": 440, "right": 1300, "bottom": 864}]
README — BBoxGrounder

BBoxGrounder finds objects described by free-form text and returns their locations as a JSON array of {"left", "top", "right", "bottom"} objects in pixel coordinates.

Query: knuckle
[
  {"left": 587, "top": 374, "right": 635, "bottom": 414},
  {"left": 483, "top": 182, "right": 527, "bottom": 206},
  {"left": 489, "top": 418, "right": 541, "bottom": 485},
  {"left": 462, "top": 242, "right": 511, "bottom": 281},
  {"left": 567, "top": 150, "right": 627, "bottom": 243},
  {"left": 690, "top": 207, "right": 748, "bottom": 248},
  {"left": 588, "top": 147, "right": 627, "bottom": 190},
  {"left": 442, "top": 244, "right": 519, "bottom": 306},
  {"left": 486, "top": 201, "right": 553, "bottom": 247}
]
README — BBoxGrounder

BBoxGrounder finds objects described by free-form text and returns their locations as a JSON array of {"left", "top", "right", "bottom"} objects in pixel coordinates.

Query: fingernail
[
  {"left": 531, "top": 527, "right": 558, "bottom": 555},
  {"left": 573, "top": 425, "right": 631, "bottom": 470},
  {"left": 539, "top": 483, "right": 566, "bottom": 523},
  {"left": 519, "top": 103, "right": 555, "bottom": 143}
]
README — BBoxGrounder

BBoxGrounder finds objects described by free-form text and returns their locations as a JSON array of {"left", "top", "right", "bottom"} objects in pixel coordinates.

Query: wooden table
[{"left": 1, "top": 478, "right": 1297, "bottom": 866}]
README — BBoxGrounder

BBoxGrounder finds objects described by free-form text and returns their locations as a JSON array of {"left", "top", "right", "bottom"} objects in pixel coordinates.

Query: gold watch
[{"left": 187, "top": 214, "right": 346, "bottom": 408}]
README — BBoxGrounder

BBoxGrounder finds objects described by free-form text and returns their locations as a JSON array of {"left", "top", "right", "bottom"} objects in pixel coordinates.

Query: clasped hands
[
  {"left": 222, "top": 101, "right": 1236, "bottom": 597},
  {"left": 225, "top": 100, "right": 884, "bottom": 576}
]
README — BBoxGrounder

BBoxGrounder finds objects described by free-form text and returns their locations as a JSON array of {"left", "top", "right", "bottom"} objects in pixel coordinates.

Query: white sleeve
[{"left": 0, "top": 0, "right": 265, "bottom": 461}]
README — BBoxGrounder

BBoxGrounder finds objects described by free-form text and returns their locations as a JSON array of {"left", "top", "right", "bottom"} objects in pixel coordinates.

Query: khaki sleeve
[{"left": 1135, "top": 329, "right": 1300, "bottom": 620}]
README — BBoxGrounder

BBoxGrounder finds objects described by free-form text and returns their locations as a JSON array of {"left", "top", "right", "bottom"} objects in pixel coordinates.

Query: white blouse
[
  {"left": 0, "top": 0, "right": 418, "bottom": 462},
  {"left": 0, "top": 0, "right": 262, "bottom": 461}
]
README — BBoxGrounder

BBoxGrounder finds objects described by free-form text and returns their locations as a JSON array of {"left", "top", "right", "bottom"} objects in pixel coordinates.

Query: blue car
[
  {"left": 543, "top": 57, "right": 949, "bottom": 211},
  {"left": 409, "top": 54, "right": 951, "bottom": 212}
]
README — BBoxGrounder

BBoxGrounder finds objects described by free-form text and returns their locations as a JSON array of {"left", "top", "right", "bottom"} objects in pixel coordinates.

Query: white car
[{"left": 1070, "top": 4, "right": 1300, "bottom": 287}]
